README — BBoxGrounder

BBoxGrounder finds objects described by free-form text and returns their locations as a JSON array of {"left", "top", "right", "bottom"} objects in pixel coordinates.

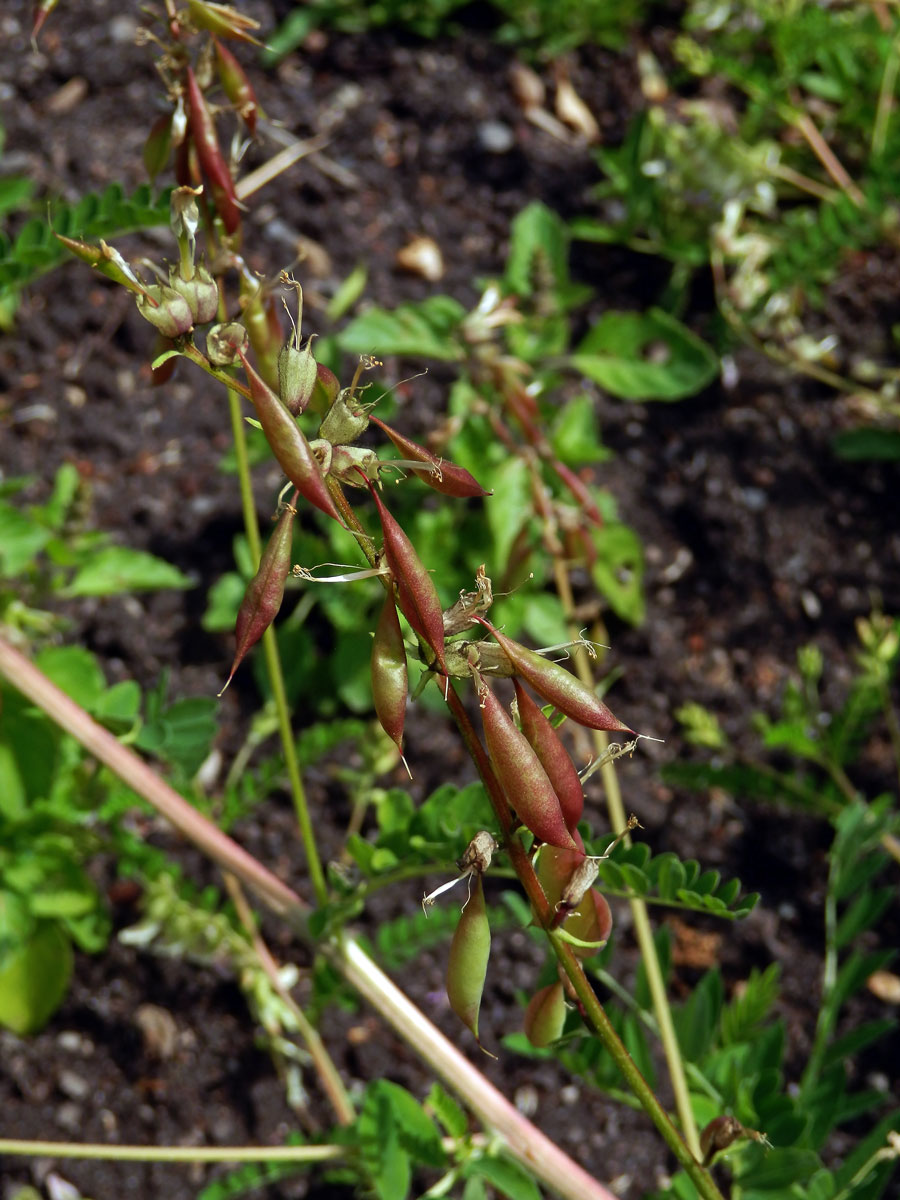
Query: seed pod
[
  {"left": 186, "top": 0, "right": 263, "bottom": 43},
  {"left": 536, "top": 845, "right": 586, "bottom": 910},
  {"left": 369, "top": 415, "right": 490, "bottom": 499},
  {"left": 371, "top": 592, "right": 408, "bottom": 752},
  {"left": 143, "top": 113, "right": 173, "bottom": 181},
  {"left": 222, "top": 503, "right": 295, "bottom": 691},
  {"left": 479, "top": 681, "right": 577, "bottom": 850},
  {"left": 447, "top": 875, "right": 490, "bottom": 1046},
  {"left": 514, "top": 679, "right": 584, "bottom": 834},
  {"left": 551, "top": 459, "right": 603, "bottom": 526},
  {"left": 207, "top": 321, "right": 249, "bottom": 365},
  {"left": 361, "top": 478, "right": 446, "bottom": 673},
  {"left": 278, "top": 337, "right": 317, "bottom": 416},
  {"left": 239, "top": 351, "right": 344, "bottom": 526},
  {"left": 240, "top": 282, "right": 282, "bottom": 390},
  {"left": 168, "top": 264, "right": 219, "bottom": 325},
  {"left": 213, "top": 37, "right": 258, "bottom": 134},
  {"left": 477, "top": 618, "right": 633, "bottom": 734},
  {"left": 524, "top": 981, "right": 566, "bottom": 1048},
  {"left": 562, "top": 889, "right": 612, "bottom": 957},
  {"left": 185, "top": 66, "right": 241, "bottom": 234},
  {"left": 54, "top": 234, "right": 150, "bottom": 299}
]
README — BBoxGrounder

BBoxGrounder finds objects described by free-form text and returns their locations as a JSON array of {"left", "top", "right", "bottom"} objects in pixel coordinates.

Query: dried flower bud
[
  {"left": 330, "top": 444, "right": 380, "bottom": 486},
  {"left": 458, "top": 831, "right": 498, "bottom": 876},
  {"left": 168, "top": 264, "right": 219, "bottom": 325},
  {"left": 319, "top": 390, "right": 371, "bottom": 444},
  {"left": 170, "top": 185, "right": 202, "bottom": 248},
  {"left": 206, "top": 321, "right": 249, "bottom": 365},
  {"left": 136, "top": 284, "right": 194, "bottom": 338},
  {"left": 278, "top": 337, "right": 318, "bottom": 416},
  {"left": 447, "top": 874, "right": 491, "bottom": 1049}
]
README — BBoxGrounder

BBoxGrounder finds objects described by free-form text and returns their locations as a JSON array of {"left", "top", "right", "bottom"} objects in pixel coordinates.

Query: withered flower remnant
[{"left": 206, "top": 321, "right": 249, "bottom": 365}]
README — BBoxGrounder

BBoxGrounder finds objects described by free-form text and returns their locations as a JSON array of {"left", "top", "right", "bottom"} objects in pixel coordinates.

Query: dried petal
[
  {"left": 524, "top": 981, "right": 566, "bottom": 1048},
  {"left": 514, "top": 679, "right": 584, "bottom": 834},
  {"left": 478, "top": 680, "right": 577, "bottom": 850},
  {"left": 239, "top": 351, "right": 344, "bottom": 525},
  {"left": 371, "top": 592, "right": 408, "bottom": 752},
  {"left": 477, "top": 618, "right": 633, "bottom": 734},
  {"left": 222, "top": 503, "right": 295, "bottom": 691},
  {"left": 370, "top": 415, "right": 490, "bottom": 498},
  {"left": 447, "top": 875, "right": 491, "bottom": 1047},
  {"left": 361, "top": 478, "right": 446, "bottom": 673}
]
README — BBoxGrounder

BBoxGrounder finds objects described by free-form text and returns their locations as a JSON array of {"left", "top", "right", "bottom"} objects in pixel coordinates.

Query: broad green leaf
[
  {"left": 571, "top": 308, "right": 718, "bottom": 401},
  {"left": 426, "top": 1082, "right": 468, "bottom": 1139},
  {"left": 35, "top": 645, "right": 106, "bottom": 711},
  {"left": 0, "top": 743, "right": 27, "bottom": 820},
  {"left": 465, "top": 1153, "right": 543, "bottom": 1200},
  {"left": 135, "top": 697, "right": 218, "bottom": 776},
  {"left": 94, "top": 679, "right": 142, "bottom": 727},
  {"left": 590, "top": 520, "right": 645, "bottom": 624},
  {"left": 338, "top": 296, "right": 466, "bottom": 361},
  {"left": 0, "top": 502, "right": 51, "bottom": 576},
  {"left": 326, "top": 262, "right": 368, "bottom": 322},
  {"left": 735, "top": 1146, "right": 823, "bottom": 1189},
  {"left": 833, "top": 429, "right": 900, "bottom": 461},
  {"left": 0, "top": 921, "right": 73, "bottom": 1035},
  {"left": 202, "top": 571, "right": 246, "bottom": 632},
  {"left": 64, "top": 546, "right": 192, "bottom": 596},
  {"left": 655, "top": 854, "right": 686, "bottom": 901},
  {"left": 487, "top": 456, "right": 531, "bottom": 570},
  {"left": 0, "top": 890, "right": 33, "bottom": 956},
  {"left": 505, "top": 201, "right": 570, "bottom": 298},
  {"left": 550, "top": 393, "right": 610, "bottom": 467}
]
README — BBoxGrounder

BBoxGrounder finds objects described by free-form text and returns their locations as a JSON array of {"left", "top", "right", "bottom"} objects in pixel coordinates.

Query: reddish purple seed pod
[
  {"left": 213, "top": 37, "right": 258, "bottom": 135},
  {"left": 476, "top": 617, "right": 633, "bottom": 735},
  {"left": 371, "top": 592, "right": 408, "bottom": 752},
  {"left": 479, "top": 681, "right": 577, "bottom": 850},
  {"left": 185, "top": 65, "right": 241, "bottom": 234},
  {"left": 369, "top": 415, "right": 490, "bottom": 499},
  {"left": 222, "top": 503, "right": 295, "bottom": 691},
  {"left": 239, "top": 351, "right": 344, "bottom": 526},
  {"left": 514, "top": 679, "right": 585, "bottom": 835},
  {"left": 361, "top": 476, "right": 446, "bottom": 674},
  {"left": 524, "top": 981, "right": 567, "bottom": 1048}
]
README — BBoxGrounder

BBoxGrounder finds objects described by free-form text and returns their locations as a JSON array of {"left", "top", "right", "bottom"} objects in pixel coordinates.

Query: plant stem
[
  {"left": 550, "top": 557, "right": 701, "bottom": 1160},
  {"left": 0, "top": 1140, "right": 341, "bottom": 1164},
  {"left": 224, "top": 377, "right": 328, "bottom": 907},
  {"left": 441, "top": 680, "right": 724, "bottom": 1200},
  {"left": 799, "top": 847, "right": 840, "bottom": 1100},
  {"left": 0, "top": 635, "right": 620, "bottom": 1200}
]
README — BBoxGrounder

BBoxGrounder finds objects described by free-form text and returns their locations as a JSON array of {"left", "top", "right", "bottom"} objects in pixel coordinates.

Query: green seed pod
[
  {"left": 143, "top": 112, "right": 173, "bottom": 181},
  {"left": 369, "top": 415, "right": 490, "bottom": 498},
  {"left": 186, "top": 0, "right": 262, "bottom": 43},
  {"left": 371, "top": 592, "right": 408, "bottom": 752},
  {"left": 185, "top": 65, "right": 241, "bottom": 234},
  {"left": 513, "top": 679, "right": 584, "bottom": 835},
  {"left": 278, "top": 338, "right": 318, "bottom": 416},
  {"left": 239, "top": 351, "right": 344, "bottom": 526},
  {"left": 309, "top": 364, "right": 341, "bottom": 416},
  {"left": 447, "top": 875, "right": 490, "bottom": 1046},
  {"left": 222, "top": 503, "right": 296, "bottom": 692},
  {"left": 361, "top": 477, "right": 446, "bottom": 673},
  {"left": 479, "top": 681, "right": 577, "bottom": 850},
  {"left": 240, "top": 280, "right": 282, "bottom": 390},
  {"left": 476, "top": 618, "right": 633, "bottom": 734},
  {"left": 536, "top": 847, "right": 611, "bottom": 955},
  {"left": 524, "top": 981, "right": 566, "bottom": 1048},
  {"left": 213, "top": 36, "right": 259, "bottom": 134}
]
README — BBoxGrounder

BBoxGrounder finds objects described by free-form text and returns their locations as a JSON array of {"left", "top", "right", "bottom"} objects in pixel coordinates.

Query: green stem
[
  {"left": 550, "top": 552, "right": 700, "bottom": 1159},
  {"left": 441, "top": 684, "right": 724, "bottom": 1200},
  {"left": 799, "top": 849, "right": 839, "bottom": 1100},
  {"left": 0, "top": 1140, "right": 340, "bottom": 1164},
  {"left": 224, "top": 379, "right": 327, "bottom": 907}
]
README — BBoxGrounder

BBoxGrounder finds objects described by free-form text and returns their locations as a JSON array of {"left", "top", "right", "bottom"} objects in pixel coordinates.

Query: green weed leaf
[
  {"left": 571, "top": 308, "right": 718, "bottom": 401},
  {"left": 0, "top": 921, "right": 73, "bottom": 1035},
  {"left": 64, "top": 546, "right": 192, "bottom": 596},
  {"left": 338, "top": 296, "right": 466, "bottom": 361}
]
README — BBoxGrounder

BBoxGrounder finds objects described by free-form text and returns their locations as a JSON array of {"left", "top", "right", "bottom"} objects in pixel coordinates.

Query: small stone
[{"left": 477, "top": 121, "right": 515, "bottom": 154}]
